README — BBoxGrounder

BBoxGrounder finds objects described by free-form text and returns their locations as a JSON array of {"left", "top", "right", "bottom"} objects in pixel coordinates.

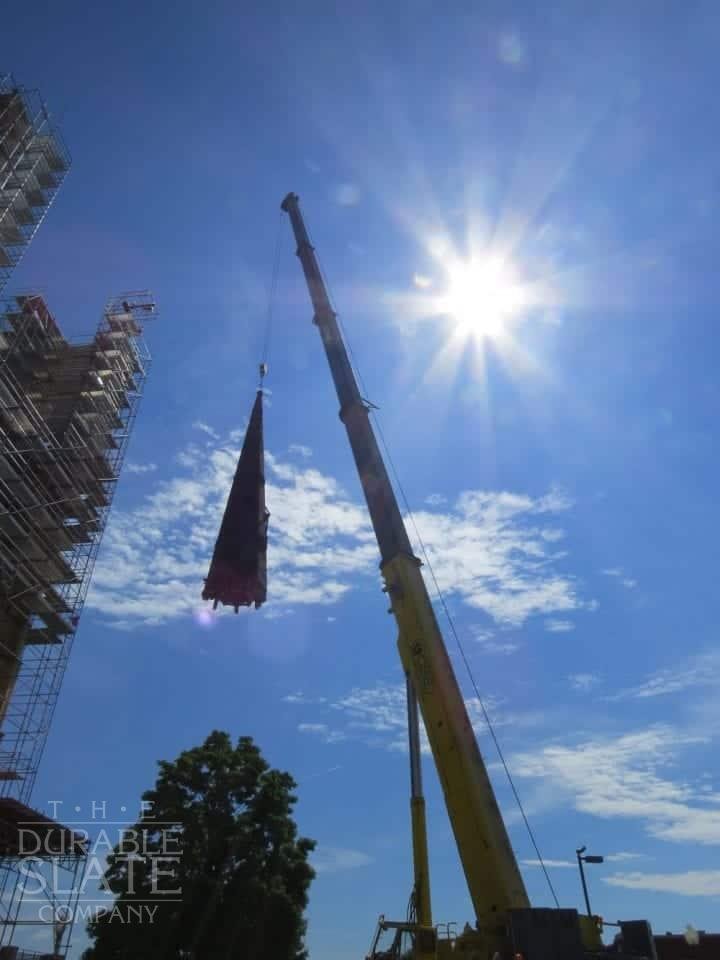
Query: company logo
[{"left": 15, "top": 800, "right": 182, "bottom": 926}]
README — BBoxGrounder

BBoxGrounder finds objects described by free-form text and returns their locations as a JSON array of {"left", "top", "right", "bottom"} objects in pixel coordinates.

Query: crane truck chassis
[{"left": 281, "top": 192, "right": 662, "bottom": 960}]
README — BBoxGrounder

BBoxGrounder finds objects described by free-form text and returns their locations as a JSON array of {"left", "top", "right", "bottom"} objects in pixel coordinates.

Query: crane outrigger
[{"left": 281, "top": 193, "right": 656, "bottom": 960}]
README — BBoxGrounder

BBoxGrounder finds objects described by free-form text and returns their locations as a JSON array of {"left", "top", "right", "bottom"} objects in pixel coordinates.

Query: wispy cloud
[
  {"left": 283, "top": 691, "right": 327, "bottom": 705},
  {"left": 601, "top": 567, "right": 637, "bottom": 589},
  {"left": 125, "top": 462, "right": 158, "bottom": 475},
  {"left": 604, "top": 870, "right": 720, "bottom": 896},
  {"left": 294, "top": 681, "right": 433, "bottom": 754},
  {"left": 511, "top": 725, "right": 720, "bottom": 845},
  {"left": 609, "top": 651, "right": 720, "bottom": 702},
  {"left": 525, "top": 852, "right": 645, "bottom": 867},
  {"left": 192, "top": 420, "right": 220, "bottom": 440},
  {"left": 292, "top": 680, "right": 543, "bottom": 757},
  {"left": 91, "top": 428, "right": 590, "bottom": 632},
  {"left": 288, "top": 443, "right": 312, "bottom": 458},
  {"left": 330, "top": 683, "right": 413, "bottom": 752},
  {"left": 331, "top": 183, "right": 361, "bottom": 206},
  {"left": 545, "top": 619, "right": 574, "bottom": 633},
  {"left": 568, "top": 673, "right": 601, "bottom": 692},
  {"left": 472, "top": 628, "right": 520, "bottom": 656},
  {"left": 522, "top": 858, "right": 575, "bottom": 868},
  {"left": 87, "top": 436, "right": 375, "bottom": 628},
  {"left": 311, "top": 846, "right": 373, "bottom": 875},
  {"left": 298, "top": 723, "right": 346, "bottom": 744},
  {"left": 604, "top": 851, "right": 646, "bottom": 863},
  {"left": 302, "top": 765, "right": 343, "bottom": 782},
  {"left": 414, "top": 487, "right": 591, "bottom": 626}
]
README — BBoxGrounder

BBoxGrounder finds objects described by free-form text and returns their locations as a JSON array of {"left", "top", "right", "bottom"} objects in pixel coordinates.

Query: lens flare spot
[{"left": 194, "top": 608, "right": 218, "bottom": 629}]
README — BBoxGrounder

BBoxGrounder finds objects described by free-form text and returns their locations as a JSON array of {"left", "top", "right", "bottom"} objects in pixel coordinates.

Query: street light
[{"left": 576, "top": 846, "right": 604, "bottom": 917}]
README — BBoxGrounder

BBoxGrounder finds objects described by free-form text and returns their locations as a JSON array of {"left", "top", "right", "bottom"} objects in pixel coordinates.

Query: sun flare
[{"left": 439, "top": 257, "right": 524, "bottom": 340}]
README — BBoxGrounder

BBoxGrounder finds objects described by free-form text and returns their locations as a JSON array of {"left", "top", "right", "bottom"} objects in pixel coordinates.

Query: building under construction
[
  {"left": 0, "top": 73, "right": 70, "bottom": 295},
  {"left": 0, "top": 291, "right": 156, "bottom": 956}
]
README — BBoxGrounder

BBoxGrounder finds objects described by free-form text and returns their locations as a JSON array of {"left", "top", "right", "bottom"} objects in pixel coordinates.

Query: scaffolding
[
  {"left": 0, "top": 798, "right": 87, "bottom": 959},
  {"left": 0, "top": 291, "right": 156, "bottom": 954},
  {"left": 0, "top": 73, "right": 70, "bottom": 296}
]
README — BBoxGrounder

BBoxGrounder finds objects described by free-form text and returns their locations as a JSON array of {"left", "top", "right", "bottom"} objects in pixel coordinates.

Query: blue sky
[{"left": 4, "top": 1, "right": 720, "bottom": 956}]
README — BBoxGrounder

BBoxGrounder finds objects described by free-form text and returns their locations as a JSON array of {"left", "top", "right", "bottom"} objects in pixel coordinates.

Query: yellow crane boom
[
  {"left": 281, "top": 193, "right": 529, "bottom": 955},
  {"left": 281, "top": 191, "right": 672, "bottom": 960}
]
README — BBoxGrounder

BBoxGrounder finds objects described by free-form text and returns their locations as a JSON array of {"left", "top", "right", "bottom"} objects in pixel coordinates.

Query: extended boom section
[{"left": 281, "top": 192, "right": 529, "bottom": 947}]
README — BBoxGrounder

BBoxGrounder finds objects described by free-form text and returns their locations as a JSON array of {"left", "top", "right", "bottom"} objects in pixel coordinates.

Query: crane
[{"left": 281, "top": 193, "right": 652, "bottom": 960}]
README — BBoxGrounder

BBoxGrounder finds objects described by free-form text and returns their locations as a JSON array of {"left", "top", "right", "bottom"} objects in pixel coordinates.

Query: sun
[
  {"left": 439, "top": 256, "right": 525, "bottom": 340},
  {"left": 387, "top": 234, "right": 552, "bottom": 383}
]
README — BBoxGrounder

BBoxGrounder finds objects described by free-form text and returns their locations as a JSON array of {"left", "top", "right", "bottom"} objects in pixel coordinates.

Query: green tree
[{"left": 82, "top": 731, "right": 315, "bottom": 960}]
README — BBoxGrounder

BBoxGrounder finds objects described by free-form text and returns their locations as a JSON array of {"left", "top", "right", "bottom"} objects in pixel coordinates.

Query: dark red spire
[{"left": 202, "top": 390, "right": 268, "bottom": 611}]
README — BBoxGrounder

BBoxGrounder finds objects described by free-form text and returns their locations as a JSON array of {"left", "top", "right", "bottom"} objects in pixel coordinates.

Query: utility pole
[{"left": 576, "top": 846, "right": 604, "bottom": 917}]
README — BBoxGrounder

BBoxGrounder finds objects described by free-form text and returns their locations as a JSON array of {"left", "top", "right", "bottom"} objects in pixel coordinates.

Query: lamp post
[{"left": 576, "top": 846, "right": 604, "bottom": 917}]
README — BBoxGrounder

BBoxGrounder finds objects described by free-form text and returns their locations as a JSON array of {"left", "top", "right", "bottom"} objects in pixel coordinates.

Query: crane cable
[
  {"left": 259, "top": 209, "right": 284, "bottom": 386},
  {"left": 313, "top": 249, "right": 561, "bottom": 910},
  {"left": 371, "top": 415, "right": 560, "bottom": 910}
]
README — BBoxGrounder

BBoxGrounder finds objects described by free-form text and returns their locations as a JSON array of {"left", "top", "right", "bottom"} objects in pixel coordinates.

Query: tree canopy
[{"left": 82, "top": 731, "right": 315, "bottom": 960}]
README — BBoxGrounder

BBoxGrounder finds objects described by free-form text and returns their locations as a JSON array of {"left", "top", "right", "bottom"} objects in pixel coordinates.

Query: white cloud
[
  {"left": 288, "top": 443, "right": 312, "bottom": 458},
  {"left": 424, "top": 493, "right": 447, "bottom": 506},
  {"left": 331, "top": 183, "right": 361, "bottom": 206},
  {"left": 283, "top": 692, "right": 327, "bottom": 705},
  {"left": 545, "top": 619, "right": 574, "bottom": 633},
  {"left": 413, "top": 273, "right": 432, "bottom": 289},
  {"left": 522, "top": 858, "right": 575, "bottom": 868},
  {"left": 609, "top": 652, "right": 720, "bottom": 702},
  {"left": 302, "top": 764, "right": 343, "bottom": 783},
  {"left": 472, "top": 628, "right": 520, "bottom": 656},
  {"left": 568, "top": 673, "right": 601, "bottom": 692},
  {"left": 92, "top": 426, "right": 589, "bottom": 632},
  {"left": 125, "top": 462, "right": 157, "bottom": 475},
  {"left": 311, "top": 846, "right": 373, "bottom": 875},
  {"left": 292, "top": 680, "right": 531, "bottom": 756},
  {"left": 192, "top": 420, "right": 220, "bottom": 440},
  {"left": 331, "top": 683, "right": 412, "bottom": 752},
  {"left": 262, "top": 605, "right": 294, "bottom": 620},
  {"left": 415, "top": 487, "right": 589, "bottom": 626},
  {"left": 604, "top": 851, "right": 646, "bottom": 863},
  {"left": 604, "top": 870, "right": 720, "bottom": 897},
  {"left": 87, "top": 437, "right": 375, "bottom": 628},
  {"left": 298, "top": 723, "right": 345, "bottom": 744},
  {"left": 480, "top": 641, "right": 520, "bottom": 656},
  {"left": 601, "top": 567, "right": 637, "bottom": 589},
  {"left": 510, "top": 725, "right": 720, "bottom": 845}
]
